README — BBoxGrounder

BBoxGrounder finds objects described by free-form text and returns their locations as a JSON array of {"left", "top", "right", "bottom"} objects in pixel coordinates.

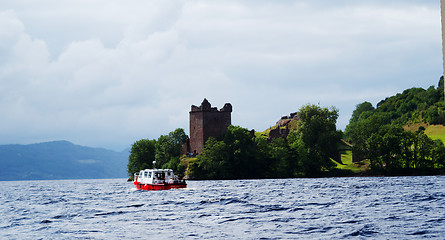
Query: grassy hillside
[
  {"left": 425, "top": 125, "right": 445, "bottom": 143},
  {"left": 404, "top": 123, "right": 445, "bottom": 143}
]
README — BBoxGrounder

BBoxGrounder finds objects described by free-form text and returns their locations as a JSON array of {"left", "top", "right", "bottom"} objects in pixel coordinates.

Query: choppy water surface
[{"left": 1, "top": 176, "right": 444, "bottom": 239}]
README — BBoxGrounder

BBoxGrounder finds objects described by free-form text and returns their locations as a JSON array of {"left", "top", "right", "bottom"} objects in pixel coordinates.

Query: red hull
[{"left": 134, "top": 181, "right": 187, "bottom": 191}]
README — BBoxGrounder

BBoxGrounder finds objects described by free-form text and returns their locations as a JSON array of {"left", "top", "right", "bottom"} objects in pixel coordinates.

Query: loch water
[{"left": 1, "top": 176, "right": 444, "bottom": 239}]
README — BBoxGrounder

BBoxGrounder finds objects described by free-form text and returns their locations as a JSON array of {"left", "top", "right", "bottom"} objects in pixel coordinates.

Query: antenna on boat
[{"left": 152, "top": 161, "right": 156, "bottom": 169}]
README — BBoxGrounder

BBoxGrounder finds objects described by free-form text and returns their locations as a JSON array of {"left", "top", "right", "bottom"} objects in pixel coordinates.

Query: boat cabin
[{"left": 135, "top": 169, "right": 176, "bottom": 184}]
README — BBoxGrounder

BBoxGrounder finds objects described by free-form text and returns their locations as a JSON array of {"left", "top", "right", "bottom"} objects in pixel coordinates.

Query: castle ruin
[{"left": 188, "top": 99, "right": 232, "bottom": 154}]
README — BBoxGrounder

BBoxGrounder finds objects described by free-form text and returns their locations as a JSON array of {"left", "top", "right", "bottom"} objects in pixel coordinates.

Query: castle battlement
[{"left": 191, "top": 98, "right": 232, "bottom": 113}]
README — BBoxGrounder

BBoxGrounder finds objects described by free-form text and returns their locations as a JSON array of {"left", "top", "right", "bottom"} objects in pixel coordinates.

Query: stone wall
[{"left": 189, "top": 99, "right": 232, "bottom": 153}]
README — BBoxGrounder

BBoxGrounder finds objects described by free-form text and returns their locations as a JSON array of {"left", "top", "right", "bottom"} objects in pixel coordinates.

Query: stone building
[
  {"left": 188, "top": 99, "right": 232, "bottom": 154},
  {"left": 268, "top": 112, "right": 298, "bottom": 141}
]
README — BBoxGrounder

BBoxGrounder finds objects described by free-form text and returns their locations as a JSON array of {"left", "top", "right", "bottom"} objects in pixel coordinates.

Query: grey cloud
[{"left": 0, "top": 1, "right": 441, "bottom": 150}]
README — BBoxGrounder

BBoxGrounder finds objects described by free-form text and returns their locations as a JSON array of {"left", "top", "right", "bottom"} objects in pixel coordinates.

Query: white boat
[{"left": 133, "top": 169, "right": 186, "bottom": 191}]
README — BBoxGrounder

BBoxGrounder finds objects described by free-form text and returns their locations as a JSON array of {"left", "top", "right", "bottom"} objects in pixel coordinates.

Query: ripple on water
[{"left": 0, "top": 176, "right": 444, "bottom": 239}]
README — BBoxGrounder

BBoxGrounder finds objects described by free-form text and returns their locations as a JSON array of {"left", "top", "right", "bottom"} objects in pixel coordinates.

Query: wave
[
  {"left": 116, "top": 203, "right": 144, "bottom": 208},
  {"left": 199, "top": 197, "right": 248, "bottom": 205},
  {"left": 94, "top": 211, "right": 125, "bottom": 217},
  {"left": 343, "top": 224, "right": 379, "bottom": 238},
  {"left": 218, "top": 216, "right": 255, "bottom": 224},
  {"left": 2, "top": 176, "right": 445, "bottom": 239}
]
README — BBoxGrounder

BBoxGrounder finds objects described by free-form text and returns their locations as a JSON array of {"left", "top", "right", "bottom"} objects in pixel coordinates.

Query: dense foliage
[
  {"left": 292, "top": 104, "right": 342, "bottom": 175},
  {"left": 188, "top": 126, "right": 263, "bottom": 179},
  {"left": 188, "top": 104, "right": 343, "bottom": 179},
  {"left": 368, "top": 125, "right": 445, "bottom": 174},
  {"left": 127, "top": 139, "right": 157, "bottom": 177},
  {"left": 127, "top": 128, "right": 187, "bottom": 179},
  {"left": 345, "top": 78, "right": 444, "bottom": 140},
  {"left": 155, "top": 128, "right": 188, "bottom": 169},
  {"left": 344, "top": 78, "right": 445, "bottom": 174}
]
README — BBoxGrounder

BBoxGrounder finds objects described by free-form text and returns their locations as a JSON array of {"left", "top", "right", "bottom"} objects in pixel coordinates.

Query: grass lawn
[
  {"left": 334, "top": 150, "right": 369, "bottom": 173},
  {"left": 425, "top": 125, "right": 445, "bottom": 143},
  {"left": 404, "top": 123, "right": 445, "bottom": 143}
]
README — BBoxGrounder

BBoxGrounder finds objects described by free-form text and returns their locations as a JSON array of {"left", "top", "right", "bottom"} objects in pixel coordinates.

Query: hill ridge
[{"left": 0, "top": 140, "right": 129, "bottom": 181}]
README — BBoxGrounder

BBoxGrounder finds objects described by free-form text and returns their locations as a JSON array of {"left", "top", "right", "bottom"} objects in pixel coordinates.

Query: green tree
[
  {"left": 190, "top": 125, "right": 262, "bottom": 179},
  {"left": 189, "top": 137, "right": 231, "bottom": 180},
  {"left": 349, "top": 101, "right": 375, "bottom": 123},
  {"left": 367, "top": 124, "right": 445, "bottom": 174},
  {"left": 431, "top": 139, "right": 445, "bottom": 169},
  {"left": 414, "top": 133, "right": 435, "bottom": 169},
  {"left": 155, "top": 128, "right": 187, "bottom": 168},
  {"left": 268, "top": 137, "right": 299, "bottom": 178},
  {"left": 347, "top": 114, "right": 387, "bottom": 162},
  {"left": 128, "top": 128, "right": 188, "bottom": 179},
  {"left": 127, "top": 139, "right": 157, "bottom": 178},
  {"left": 223, "top": 125, "right": 258, "bottom": 179},
  {"left": 287, "top": 131, "right": 308, "bottom": 176},
  {"left": 293, "top": 104, "right": 342, "bottom": 176}
]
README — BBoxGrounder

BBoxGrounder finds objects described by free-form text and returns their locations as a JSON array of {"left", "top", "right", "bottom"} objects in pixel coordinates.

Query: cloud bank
[{"left": 0, "top": 1, "right": 442, "bottom": 150}]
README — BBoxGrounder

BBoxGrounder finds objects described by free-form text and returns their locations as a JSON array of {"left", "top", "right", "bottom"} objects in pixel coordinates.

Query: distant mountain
[{"left": 0, "top": 140, "right": 129, "bottom": 181}]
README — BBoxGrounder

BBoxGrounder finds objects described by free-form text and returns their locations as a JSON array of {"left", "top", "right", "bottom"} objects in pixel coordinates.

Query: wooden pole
[{"left": 441, "top": 0, "right": 445, "bottom": 99}]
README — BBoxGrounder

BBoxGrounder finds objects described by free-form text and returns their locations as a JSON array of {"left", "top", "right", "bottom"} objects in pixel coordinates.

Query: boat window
[
  {"left": 148, "top": 172, "right": 152, "bottom": 178},
  {"left": 144, "top": 172, "right": 148, "bottom": 178}
]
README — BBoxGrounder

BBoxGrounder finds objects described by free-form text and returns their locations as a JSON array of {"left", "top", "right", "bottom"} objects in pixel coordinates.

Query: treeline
[
  {"left": 128, "top": 78, "right": 445, "bottom": 179},
  {"left": 189, "top": 104, "right": 343, "bottom": 179},
  {"left": 127, "top": 104, "right": 344, "bottom": 179},
  {"left": 344, "top": 78, "right": 445, "bottom": 175},
  {"left": 345, "top": 79, "right": 444, "bottom": 135}
]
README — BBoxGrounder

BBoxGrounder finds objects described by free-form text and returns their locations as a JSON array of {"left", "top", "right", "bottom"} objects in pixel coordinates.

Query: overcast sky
[{"left": 0, "top": 0, "right": 442, "bottom": 151}]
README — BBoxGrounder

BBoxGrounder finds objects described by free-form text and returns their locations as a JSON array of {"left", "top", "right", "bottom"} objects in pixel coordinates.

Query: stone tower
[{"left": 189, "top": 98, "right": 232, "bottom": 154}]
